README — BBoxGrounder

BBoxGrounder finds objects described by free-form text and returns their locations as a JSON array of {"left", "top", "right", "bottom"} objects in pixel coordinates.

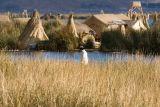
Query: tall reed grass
[
  {"left": 101, "top": 28, "right": 160, "bottom": 54},
  {"left": 0, "top": 53, "right": 160, "bottom": 106},
  {"left": 0, "top": 21, "right": 26, "bottom": 50}
]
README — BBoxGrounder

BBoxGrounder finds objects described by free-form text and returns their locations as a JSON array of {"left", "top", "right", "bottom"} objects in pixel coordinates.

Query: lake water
[
  {"left": 6, "top": 51, "right": 159, "bottom": 63},
  {"left": 148, "top": 19, "right": 153, "bottom": 25}
]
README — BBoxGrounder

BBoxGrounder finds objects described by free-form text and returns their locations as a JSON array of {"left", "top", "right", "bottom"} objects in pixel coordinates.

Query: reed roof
[
  {"left": 91, "top": 14, "right": 130, "bottom": 25},
  {"left": 0, "top": 14, "right": 10, "bottom": 22},
  {"left": 75, "top": 22, "right": 94, "bottom": 34}
]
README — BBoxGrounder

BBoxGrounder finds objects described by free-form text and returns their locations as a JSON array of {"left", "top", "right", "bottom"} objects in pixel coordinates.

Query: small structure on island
[
  {"left": 22, "top": 9, "right": 28, "bottom": 18},
  {"left": 67, "top": 14, "right": 96, "bottom": 47},
  {"left": 85, "top": 14, "right": 130, "bottom": 38},
  {"left": 13, "top": 18, "right": 30, "bottom": 23},
  {"left": 67, "top": 13, "right": 78, "bottom": 38},
  {"left": 125, "top": 19, "right": 147, "bottom": 31},
  {"left": 100, "top": 10, "right": 104, "bottom": 14},
  {"left": 75, "top": 22, "right": 96, "bottom": 45},
  {"left": 0, "top": 14, "right": 10, "bottom": 22},
  {"left": 128, "top": 1, "right": 143, "bottom": 19},
  {"left": 18, "top": 10, "right": 49, "bottom": 50}
]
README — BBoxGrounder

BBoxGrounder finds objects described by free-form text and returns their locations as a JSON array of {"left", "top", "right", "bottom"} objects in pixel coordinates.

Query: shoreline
[{"left": 1, "top": 49, "right": 159, "bottom": 56}]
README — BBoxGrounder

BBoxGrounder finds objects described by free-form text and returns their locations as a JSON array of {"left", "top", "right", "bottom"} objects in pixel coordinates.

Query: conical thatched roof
[
  {"left": 18, "top": 10, "right": 49, "bottom": 49},
  {"left": 67, "top": 14, "right": 78, "bottom": 38}
]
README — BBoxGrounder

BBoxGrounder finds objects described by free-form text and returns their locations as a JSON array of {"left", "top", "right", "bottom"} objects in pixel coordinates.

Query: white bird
[{"left": 80, "top": 46, "right": 88, "bottom": 65}]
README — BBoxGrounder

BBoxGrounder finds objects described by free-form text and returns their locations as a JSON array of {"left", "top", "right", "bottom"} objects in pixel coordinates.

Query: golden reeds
[{"left": 0, "top": 53, "right": 160, "bottom": 106}]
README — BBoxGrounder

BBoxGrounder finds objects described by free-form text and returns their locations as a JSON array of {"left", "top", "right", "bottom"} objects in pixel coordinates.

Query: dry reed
[{"left": 0, "top": 53, "right": 160, "bottom": 107}]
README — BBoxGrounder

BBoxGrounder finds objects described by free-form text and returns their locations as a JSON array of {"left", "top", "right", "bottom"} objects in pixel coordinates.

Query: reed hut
[
  {"left": 13, "top": 18, "right": 30, "bottom": 23},
  {"left": 67, "top": 14, "right": 78, "bottom": 38},
  {"left": 125, "top": 19, "right": 147, "bottom": 31},
  {"left": 0, "top": 14, "right": 10, "bottom": 22},
  {"left": 18, "top": 10, "right": 49, "bottom": 50},
  {"left": 100, "top": 10, "right": 104, "bottom": 14},
  {"left": 85, "top": 14, "right": 130, "bottom": 38},
  {"left": 22, "top": 9, "right": 28, "bottom": 18},
  {"left": 75, "top": 22, "right": 96, "bottom": 46}
]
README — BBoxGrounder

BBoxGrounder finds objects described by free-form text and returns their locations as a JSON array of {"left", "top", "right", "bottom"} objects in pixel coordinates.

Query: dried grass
[{"left": 0, "top": 53, "right": 160, "bottom": 106}]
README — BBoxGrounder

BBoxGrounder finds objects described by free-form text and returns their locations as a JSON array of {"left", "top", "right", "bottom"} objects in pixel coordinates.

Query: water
[
  {"left": 148, "top": 19, "right": 153, "bottom": 25},
  {"left": 6, "top": 51, "right": 159, "bottom": 62},
  {"left": 63, "top": 19, "right": 86, "bottom": 23},
  {"left": 48, "top": 18, "right": 86, "bottom": 23}
]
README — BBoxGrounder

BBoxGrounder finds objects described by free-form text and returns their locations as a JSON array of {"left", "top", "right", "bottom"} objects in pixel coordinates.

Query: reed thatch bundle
[
  {"left": 144, "top": 15, "right": 150, "bottom": 29},
  {"left": 120, "top": 25, "right": 126, "bottom": 35},
  {"left": 67, "top": 13, "right": 78, "bottom": 38},
  {"left": 82, "top": 34, "right": 95, "bottom": 48},
  {"left": 153, "top": 12, "right": 158, "bottom": 23},
  {"left": 132, "top": 13, "right": 138, "bottom": 20},
  {"left": 18, "top": 10, "right": 49, "bottom": 49}
]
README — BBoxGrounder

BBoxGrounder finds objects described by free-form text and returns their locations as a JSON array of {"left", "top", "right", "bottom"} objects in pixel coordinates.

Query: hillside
[{"left": 0, "top": 0, "right": 159, "bottom": 13}]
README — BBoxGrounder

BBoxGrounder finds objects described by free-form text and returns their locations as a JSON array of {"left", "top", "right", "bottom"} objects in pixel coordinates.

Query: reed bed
[{"left": 0, "top": 53, "right": 160, "bottom": 107}]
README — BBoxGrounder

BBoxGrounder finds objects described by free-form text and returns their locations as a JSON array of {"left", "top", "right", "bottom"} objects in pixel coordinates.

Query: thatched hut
[
  {"left": 85, "top": 14, "right": 130, "bottom": 38},
  {"left": 75, "top": 22, "right": 96, "bottom": 46},
  {"left": 67, "top": 14, "right": 78, "bottom": 38},
  {"left": 13, "top": 18, "right": 30, "bottom": 23},
  {"left": 0, "top": 14, "right": 10, "bottom": 22},
  {"left": 22, "top": 9, "right": 28, "bottom": 18},
  {"left": 18, "top": 10, "right": 49, "bottom": 50},
  {"left": 125, "top": 19, "right": 147, "bottom": 31}
]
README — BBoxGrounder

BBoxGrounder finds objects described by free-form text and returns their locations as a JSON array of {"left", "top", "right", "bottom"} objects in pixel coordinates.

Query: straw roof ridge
[
  {"left": 92, "top": 14, "right": 130, "bottom": 25},
  {"left": 75, "top": 22, "right": 94, "bottom": 34}
]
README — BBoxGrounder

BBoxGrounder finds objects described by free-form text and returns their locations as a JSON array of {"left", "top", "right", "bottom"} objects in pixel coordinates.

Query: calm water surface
[{"left": 6, "top": 51, "right": 159, "bottom": 62}]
